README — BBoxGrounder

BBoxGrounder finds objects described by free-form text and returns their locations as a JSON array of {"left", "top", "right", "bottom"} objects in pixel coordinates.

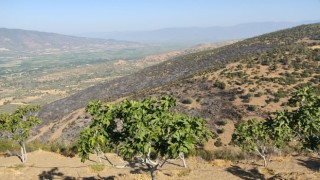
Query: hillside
[
  {"left": 0, "top": 28, "right": 140, "bottom": 54},
  {"left": 34, "top": 23, "right": 320, "bottom": 142}
]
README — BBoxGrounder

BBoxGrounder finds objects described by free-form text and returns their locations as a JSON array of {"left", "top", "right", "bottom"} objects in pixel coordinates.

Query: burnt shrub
[{"left": 181, "top": 98, "right": 193, "bottom": 104}]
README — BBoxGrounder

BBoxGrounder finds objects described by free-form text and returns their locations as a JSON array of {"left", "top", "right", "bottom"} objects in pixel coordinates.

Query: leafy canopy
[
  {"left": 0, "top": 105, "right": 41, "bottom": 143},
  {"left": 78, "top": 96, "right": 213, "bottom": 162},
  {"left": 232, "top": 86, "right": 320, "bottom": 162}
]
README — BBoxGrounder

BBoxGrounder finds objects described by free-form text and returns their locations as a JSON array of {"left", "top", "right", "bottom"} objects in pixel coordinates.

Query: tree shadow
[
  {"left": 38, "top": 167, "right": 115, "bottom": 180},
  {"left": 165, "top": 159, "right": 185, "bottom": 167},
  {"left": 226, "top": 165, "right": 265, "bottom": 180},
  {"left": 297, "top": 157, "right": 320, "bottom": 171},
  {"left": 38, "top": 167, "right": 74, "bottom": 180},
  {"left": 82, "top": 175, "right": 115, "bottom": 180}
]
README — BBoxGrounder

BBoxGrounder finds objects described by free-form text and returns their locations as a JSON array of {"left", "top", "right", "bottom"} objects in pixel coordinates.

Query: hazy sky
[{"left": 1, "top": 0, "right": 320, "bottom": 34}]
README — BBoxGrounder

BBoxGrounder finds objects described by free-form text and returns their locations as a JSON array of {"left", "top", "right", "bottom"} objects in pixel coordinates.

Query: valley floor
[{"left": 0, "top": 150, "right": 319, "bottom": 180}]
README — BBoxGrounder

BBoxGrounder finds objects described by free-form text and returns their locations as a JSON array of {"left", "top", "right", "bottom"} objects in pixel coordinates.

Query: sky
[{"left": 1, "top": 0, "right": 320, "bottom": 34}]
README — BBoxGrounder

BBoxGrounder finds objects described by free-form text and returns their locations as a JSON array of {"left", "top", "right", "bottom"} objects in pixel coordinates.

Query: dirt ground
[{"left": 0, "top": 150, "right": 319, "bottom": 180}]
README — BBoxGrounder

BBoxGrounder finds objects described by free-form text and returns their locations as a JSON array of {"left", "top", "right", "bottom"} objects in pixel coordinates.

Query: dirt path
[{"left": 0, "top": 150, "right": 319, "bottom": 180}]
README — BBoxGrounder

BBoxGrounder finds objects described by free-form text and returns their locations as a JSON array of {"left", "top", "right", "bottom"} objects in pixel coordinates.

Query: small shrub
[
  {"left": 213, "top": 148, "right": 246, "bottom": 161},
  {"left": 26, "top": 141, "right": 50, "bottom": 152},
  {"left": 49, "top": 142, "right": 66, "bottom": 153},
  {"left": 214, "top": 138, "right": 223, "bottom": 147},
  {"left": 195, "top": 149, "right": 214, "bottom": 161},
  {"left": 177, "top": 169, "right": 191, "bottom": 177},
  {"left": 247, "top": 105, "right": 257, "bottom": 111},
  {"left": 0, "top": 139, "right": 19, "bottom": 152},
  {"left": 181, "top": 98, "right": 193, "bottom": 104},
  {"left": 254, "top": 92, "right": 264, "bottom": 97},
  {"left": 217, "top": 128, "right": 225, "bottom": 134},
  {"left": 216, "top": 119, "right": 228, "bottom": 126},
  {"left": 214, "top": 81, "right": 226, "bottom": 90}
]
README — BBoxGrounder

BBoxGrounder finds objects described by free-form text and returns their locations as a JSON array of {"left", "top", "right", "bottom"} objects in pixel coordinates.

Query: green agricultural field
[{"left": 0, "top": 45, "right": 182, "bottom": 113}]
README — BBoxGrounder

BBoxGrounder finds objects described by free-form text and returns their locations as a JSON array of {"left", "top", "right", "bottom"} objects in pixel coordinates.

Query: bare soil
[{"left": 0, "top": 150, "right": 319, "bottom": 180}]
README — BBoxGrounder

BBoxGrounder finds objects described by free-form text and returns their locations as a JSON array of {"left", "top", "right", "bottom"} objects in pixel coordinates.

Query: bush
[
  {"left": 181, "top": 98, "right": 193, "bottom": 104},
  {"left": 217, "top": 128, "right": 225, "bottom": 134},
  {"left": 254, "top": 92, "right": 264, "bottom": 97},
  {"left": 214, "top": 81, "right": 226, "bottom": 90},
  {"left": 194, "top": 149, "right": 214, "bottom": 161},
  {"left": 214, "top": 138, "right": 223, "bottom": 147},
  {"left": 247, "top": 105, "right": 257, "bottom": 111},
  {"left": 216, "top": 119, "right": 228, "bottom": 126},
  {"left": 26, "top": 141, "right": 51, "bottom": 152},
  {"left": 49, "top": 142, "right": 77, "bottom": 157},
  {"left": 0, "top": 139, "right": 19, "bottom": 153}
]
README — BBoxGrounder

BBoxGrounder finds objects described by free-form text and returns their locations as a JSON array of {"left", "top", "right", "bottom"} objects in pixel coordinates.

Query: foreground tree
[
  {"left": 232, "top": 86, "right": 320, "bottom": 167},
  {"left": 78, "top": 96, "right": 213, "bottom": 180},
  {"left": 0, "top": 105, "right": 41, "bottom": 163},
  {"left": 287, "top": 87, "right": 320, "bottom": 153},
  {"left": 232, "top": 119, "right": 273, "bottom": 167}
]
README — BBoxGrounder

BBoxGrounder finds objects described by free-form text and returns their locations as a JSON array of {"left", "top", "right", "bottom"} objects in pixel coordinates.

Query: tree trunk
[
  {"left": 20, "top": 146, "right": 25, "bottom": 163},
  {"left": 146, "top": 163, "right": 158, "bottom": 180},
  {"left": 94, "top": 149, "right": 102, "bottom": 163},
  {"left": 150, "top": 168, "right": 157, "bottom": 180},
  {"left": 262, "top": 156, "right": 267, "bottom": 167},
  {"left": 19, "top": 141, "right": 27, "bottom": 163},
  {"left": 256, "top": 148, "right": 268, "bottom": 167},
  {"left": 179, "top": 153, "right": 187, "bottom": 168},
  {"left": 23, "top": 142, "right": 27, "bottom": 162}
]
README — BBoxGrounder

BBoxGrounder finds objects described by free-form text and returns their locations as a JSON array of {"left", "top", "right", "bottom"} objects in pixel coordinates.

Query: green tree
[
  {"left": 287, "top": 87, "right": 320, "bottom": 153},
  {"left": 0, "top": 105, "right": 41, "bottom": 163},
  {"left": 232, "top": 119, "right": 273, "bottom": 167},
  {"left": 78, "top": 96, "right": 213, "bottom": 180},
  {"left": 232, "top": 87, "right": 320, "bottom": 167}
]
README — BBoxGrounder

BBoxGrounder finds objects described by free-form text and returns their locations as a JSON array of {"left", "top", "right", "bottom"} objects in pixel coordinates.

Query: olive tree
[
  {"left": 0, "top": 105, "right": 41, "bottom": 163},
  {"left": 78, "top": 96, "right": 213, "bottom": 180}
]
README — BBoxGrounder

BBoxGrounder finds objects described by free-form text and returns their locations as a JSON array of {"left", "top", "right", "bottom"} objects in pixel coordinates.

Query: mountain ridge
[{"left": 79, "top": 21, "right": 320, "bottom": 43}]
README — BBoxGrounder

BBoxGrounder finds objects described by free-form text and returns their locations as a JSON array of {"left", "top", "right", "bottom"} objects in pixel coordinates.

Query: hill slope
[{"left": 36, "top": 23, "right": 320, "bottom": 142}]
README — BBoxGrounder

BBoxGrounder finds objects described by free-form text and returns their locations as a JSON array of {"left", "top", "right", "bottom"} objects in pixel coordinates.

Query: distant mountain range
[
  {"left": 0, "top": 28, "right": 141, "bottom": 54},
  {"left": 80, "top": 21, "right": 320, "bottom": 44}
]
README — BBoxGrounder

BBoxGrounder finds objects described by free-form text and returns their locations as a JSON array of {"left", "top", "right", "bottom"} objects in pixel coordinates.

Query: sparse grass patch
[
  {"left": 9, "top": 164, "right": 25, "bottom": 170},
  {"left": 0, "top": 139, "right": 19, "bottom": 152},
  {"left": 212, "top": 159, "right": 232, "bottom": 167},
  {"left": 194, "top": 149, "right": 214, "bottom": 161},
  {"left": 26, "top": 141, "right": 51, "bottom": 152},
  {"left": 89, "top": 163, "right": 105, "bottom": 172},
  {"left": 177, "top": 169, "right": 191, "bottom": 177},
  {"left": 212, "top": 148, "right": 246, "bottom": 162},
  {"left": 49, "top": 142, "right": 77, "bottom": 157}
]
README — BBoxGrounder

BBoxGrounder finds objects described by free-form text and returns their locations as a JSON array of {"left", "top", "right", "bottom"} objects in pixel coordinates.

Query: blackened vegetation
[
  {"left": 38, "top": 23, "right": 320, "bottom": 142},
  {"left": 39, "top": 42, "right": 271, "bottom": 124}
]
